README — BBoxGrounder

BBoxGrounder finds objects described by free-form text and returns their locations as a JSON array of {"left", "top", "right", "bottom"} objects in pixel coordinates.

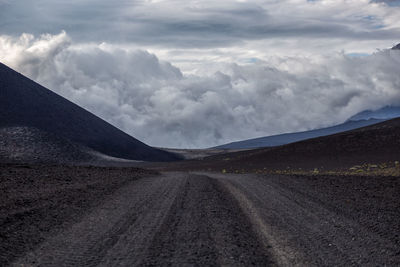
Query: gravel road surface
[
  {"left": 2, "top": 168, "right": 399, "bottom": 266},
  {"left": 216, "top": 173, "right": 400, "bottom": 266}
]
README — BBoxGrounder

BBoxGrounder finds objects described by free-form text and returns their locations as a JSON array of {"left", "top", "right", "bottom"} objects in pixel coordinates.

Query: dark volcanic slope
[
  {"left": 215, "top": 118, "right": 384, "bottom": 149},
  {"left": 0, "top": 127, "right": 95, "bottom": 164},
  {"left": 165, "top": 117, "right": 400, "bottom": 171},
  {"left": 0, "top": 62, "right": 179, "bottom": 162},
  {"left": 224, "top": 117, "right": 400, "bottom": 170}
]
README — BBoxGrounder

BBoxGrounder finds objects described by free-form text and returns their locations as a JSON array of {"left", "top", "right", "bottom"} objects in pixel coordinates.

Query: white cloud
[{"left": 1, "top": 32, "right": 400, "bottom": 148}]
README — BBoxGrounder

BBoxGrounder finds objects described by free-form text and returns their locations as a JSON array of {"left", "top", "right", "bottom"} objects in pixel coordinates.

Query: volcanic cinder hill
[
  {"left": 167, "top": 117, "right": 400, "bottom": 172},
  {"left": 0, "top": 62, "right": 179, "bottom": 163},
  {"left": 215, "top": 118, "right": 386, "bottom": 149},
  {"left": 228, "top": 117, "right": 400, "bottom": 171},
  {"left": 216, "top": 105, "right": 400, "bottom": 149}
]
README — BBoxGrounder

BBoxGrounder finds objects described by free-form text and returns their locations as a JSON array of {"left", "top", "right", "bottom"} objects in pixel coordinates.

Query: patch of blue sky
[
  {"left": 361, "top": 15, "right": 385, "bottom": 29},
  {"left": 346, "top": 53, "right": 370, "bottom": 57},
  {"left": 242, "top": 58, "right": 259, "bottom": 63},
  {"left": 363, "top": 15, "right": 375, "bottom": 21},
  {"left": 386, "top": 1, "right": 400, "bottom": 7},
  {"left": 372, "top": 0, "right": 400, "bottom": 7}
]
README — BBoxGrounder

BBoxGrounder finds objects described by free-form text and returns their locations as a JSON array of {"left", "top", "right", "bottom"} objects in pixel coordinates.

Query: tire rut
[
  {"left": 140, "top": 174, "right": 274, "bottom": 266},
  {"left": 209, "top": 172, "right": 400, "bottom": 266},
  {"left": 12, "top": 172, "right": 274, "bottom": 266},
  {"left": 13, "top": 174, "right": 184, "bottom": 267}
]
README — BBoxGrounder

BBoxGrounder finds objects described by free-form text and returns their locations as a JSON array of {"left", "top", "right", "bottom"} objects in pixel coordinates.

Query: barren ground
[{"left": 1, "top": 164, "right": 399, "bottom": 266}]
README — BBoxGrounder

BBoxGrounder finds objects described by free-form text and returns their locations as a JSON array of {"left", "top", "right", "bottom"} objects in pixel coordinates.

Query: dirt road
[
  {"left": 3, "top": 169, "right": 399, "bottom": 266},
  {"left": 216, "top": 173, "right": 400, "bottom": 266}
]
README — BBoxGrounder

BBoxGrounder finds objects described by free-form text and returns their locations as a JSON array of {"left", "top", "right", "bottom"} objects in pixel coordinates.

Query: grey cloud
[
  {"left": 1, "top": 0, "right": 399, "bottom": 49},
  {"left": 1, "top": 32, "right": 400, "bottom": 148}
]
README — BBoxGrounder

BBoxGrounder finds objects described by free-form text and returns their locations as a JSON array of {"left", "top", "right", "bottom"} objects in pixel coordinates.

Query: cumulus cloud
[{"left": 1, "top": 32, "right": 400, "bottom": 148}]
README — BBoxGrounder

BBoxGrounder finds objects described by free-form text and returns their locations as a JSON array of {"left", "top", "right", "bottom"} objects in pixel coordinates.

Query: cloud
[
  {"left": 1, "top": 32, "right": 400, "bottom": 148},
  {"left": 0, "top": 0, "right": 399, "bottom": 51}
]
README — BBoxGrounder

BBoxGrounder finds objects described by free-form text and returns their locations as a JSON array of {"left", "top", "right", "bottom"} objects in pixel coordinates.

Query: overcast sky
[{"left": 1, "top": 0, "right": 400, "bottom": 148}]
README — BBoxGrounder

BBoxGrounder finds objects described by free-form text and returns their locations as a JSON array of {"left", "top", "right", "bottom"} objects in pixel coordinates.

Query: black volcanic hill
[
  {"left": 220, "top": 117, "right": 400, "bottom": 170},
  {"left": 0, "top": 62, "right": 179, "bottom": 162},
  {"left": 392, "top": 43, "right": 400, "bottom": 50},
  {"left": 168, "top": 117, "right": 400, "bottom": 172},
  {"left": 215, "top": 119, "right": 385, "bottom": 149},
  {"left": 216, "top": 105, "right": 400, "bottom": 149},
  {"left": 0, "top": 126, "right": 96, "bottom": 164}
]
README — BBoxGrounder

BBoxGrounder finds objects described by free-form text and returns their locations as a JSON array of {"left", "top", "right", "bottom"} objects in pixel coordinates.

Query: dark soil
[
  {"left": 0, "top": 164, "right": 156, "bottom": 266},
  {"left": 1, "top": 163, "right": 399, "bottom": 266},
  {"left": 6, "top": 171, "right": 275, "bottom": 266},
  {"left": 141, "top": 174, "right": 273, "bottom": 266},
  {"left": 218, "top": 172, "right": 400, "bottom": 265},
  {"left": 284, "top": 174, "right": 400, "bottom": 247}
]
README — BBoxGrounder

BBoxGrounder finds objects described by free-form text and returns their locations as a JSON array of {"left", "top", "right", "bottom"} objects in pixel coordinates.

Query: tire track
[
  {"left": 139, "top": 174, "right": 274, "bottom": 266},
  {"left": 12, "top": 172, "right": 274, "bottom": 266},
  {"left": 1, "top": 166, "right": 152, "bottom": 266},
  {"left": 209, "top": 172, "right": 400, "bottom": 266},
  {"left": 13, "top": 173, "right": 185, "bottom": 266}
]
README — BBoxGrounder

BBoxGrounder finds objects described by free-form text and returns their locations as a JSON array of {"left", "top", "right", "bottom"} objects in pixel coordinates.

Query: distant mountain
[
  {"left": 215, "top": 43, "right": 400, "bottom": 150},
  {"left": 216, "top": 104, "right": 400, "bottom": 149},
  {"left": 215, "top": 119, "right": 385, "bottom": 149},
  {"left": 348, "top": 106, "right": 400, "bottom": 121},
  {"left": 0, "top": 62, "right": 180, "bottom": 162},
  {"left": 231, "top": 117, "right": 400, "bottom": 170}
]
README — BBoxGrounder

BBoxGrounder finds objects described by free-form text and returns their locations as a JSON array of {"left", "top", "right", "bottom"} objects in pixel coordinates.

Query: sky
[{"left": 0, "top": 0, "right": 400, "bottom": 148}]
